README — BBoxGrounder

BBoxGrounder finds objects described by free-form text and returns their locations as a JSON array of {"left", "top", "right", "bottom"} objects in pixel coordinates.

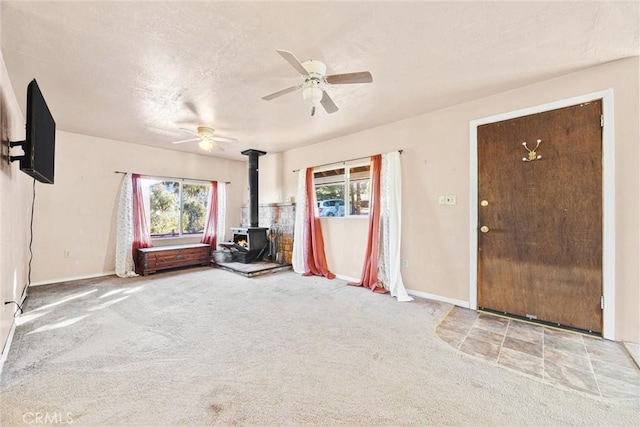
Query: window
[
  {"left": 149, "top": 179, "right": 210, "bottom": 238},
  {"left": 313, "top": 161, "right": 370, "bottom": 217}
]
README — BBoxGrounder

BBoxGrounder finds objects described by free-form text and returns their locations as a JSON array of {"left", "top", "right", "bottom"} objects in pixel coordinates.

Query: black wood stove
[
  {"left": 220, "top": 149, "right": 268, "bottom": 263},
  {"left": 227, "top": 226, "right": 268, "bottom": 263}
]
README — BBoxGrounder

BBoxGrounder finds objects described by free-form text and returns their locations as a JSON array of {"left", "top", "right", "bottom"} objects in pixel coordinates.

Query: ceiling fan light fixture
[
  {"left": 302, "top": 86, "right": 323, "bottom": 105},
  {"left": 197, "top": 126, "right": 216, "bottom": 140},
  {"left": 198, "top": 139, "right": 213, "bottom": 151},
  {"left": 262, "top": 50, "right": 372, "bottom": 115}
]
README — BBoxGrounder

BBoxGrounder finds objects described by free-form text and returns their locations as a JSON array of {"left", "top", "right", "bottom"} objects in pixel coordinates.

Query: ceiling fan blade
[
  {"left": 171, "top": 137, "right": 200, "bottom": 145},
  {"left": 325, "top": 71, "right": 373, "bottom": 85},
  {"left": 212, "top": 136, "right": 237, "bottom": 144},
  {"left": 262, "top": 85, "right": 301, "bottom": 101},
  {"left": 320, "top": 90, "right": 339, "bottom": 114},
  {"left": 174, "top": 121, "right": 198, "bottom": 129},
  {"left": 276, "top": 50, "right": 309, "bottom": 76},
  {"left": 178, "top": 127, "right": 199, "bottom": 136}
]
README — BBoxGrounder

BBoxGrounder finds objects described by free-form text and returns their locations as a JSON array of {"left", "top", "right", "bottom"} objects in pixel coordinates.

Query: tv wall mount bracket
[{"left": 8, "top": 139, "right": 26, "bottom": 164}]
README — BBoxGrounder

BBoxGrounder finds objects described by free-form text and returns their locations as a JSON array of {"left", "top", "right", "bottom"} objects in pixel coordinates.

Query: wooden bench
[{"left": 136, "top": 243, "right": 211, "bottom": 276}]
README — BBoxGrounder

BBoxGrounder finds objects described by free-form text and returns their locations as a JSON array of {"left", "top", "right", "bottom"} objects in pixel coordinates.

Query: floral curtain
[
  {"left": 216, "top": 182, "right": 227, "bottom": 244},
  {"left": 115, "top": 173, "right": 137, "bottom": 277},
  {"left": 379, "top": 151, "right": 413, "bottom": 301},
  {"left": 201, "top": 181, "right": 219, "bottom": 247},
  {"left": 351, "top": 151, "right": 412, "bottom": 301},
  {"left": 292, "top": 170, "right": 308, "bottom": 274}
]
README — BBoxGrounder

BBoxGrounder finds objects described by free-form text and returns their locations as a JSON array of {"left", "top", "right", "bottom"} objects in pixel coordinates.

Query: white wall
[
  {"left": 259, "top": 152, "right": 285, "bottom": 204},
  {"left": 275, "top": 57, "right": 639, "bottom": 342},
  {"left": 30, "top": 131, "right": 247, "bottom": 284},
  {"left": 0, "top": 49, "right": 33, "bottom": 352}
]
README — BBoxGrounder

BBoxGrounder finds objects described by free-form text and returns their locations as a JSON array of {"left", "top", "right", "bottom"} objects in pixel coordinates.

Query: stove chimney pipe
[{"left": 241, "top": 149, "right": 266, "bottom": 228}]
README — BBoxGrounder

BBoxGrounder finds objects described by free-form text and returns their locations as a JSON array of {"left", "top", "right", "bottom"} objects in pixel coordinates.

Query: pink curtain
[
  {"left": 303, "top": 168, "right": 335, "bottom": 279},
  {"left": 351, "top": 155, "right": 387, "bottom": 293},
  {"left": 201, "top": 181, "right": 219, "bottom": 247},
  {"left": 132, "top": 174, "right": 153, "bottom": 264}
]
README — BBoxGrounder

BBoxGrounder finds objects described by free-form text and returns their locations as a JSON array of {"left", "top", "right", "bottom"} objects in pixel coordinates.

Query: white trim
[
  {"left": 469, "top": 89, "right": 615, "bottom": 340},
  {"left": 29, "top": 271, "right": 116, "bottom": 287},
  {"left": 406, "top": 289, "right": 470, "bottom": 308},
  {"left": 335, "top": 274, "right": 360, "bottom": 283},
  {"left": 0, "top": 317, "right": 18, "bottom": 377},
  {"left": 601, "top": 90, "right": 616, "bottom": 341},
  {"left": 469, "top": 121, "right": 479, "bottom": 311},
  {"left": 319, "top": 216, "right": 368, "bottom": 221},
  {"left": 0, "top": 291, "right": 29, "bottom": 377},
  {"left": 313, "top": 157, "right": 370, "bottom": 174},
  {"left": 336, "top": 274, "right": 471, "bottom": 308}
]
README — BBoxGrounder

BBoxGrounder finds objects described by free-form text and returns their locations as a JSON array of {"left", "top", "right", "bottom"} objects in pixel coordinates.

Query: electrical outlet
[
  {"left": 402, "top": 259, "right": 409, "bottom": 268},
  {"left": 64, "top": 250, "right": 71, "bottom": 258},
  {"left": 439, "top": 195, "right": 457, "bottom": 205}
]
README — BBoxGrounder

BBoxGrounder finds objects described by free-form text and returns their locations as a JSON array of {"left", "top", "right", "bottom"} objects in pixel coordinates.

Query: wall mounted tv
[{"left": 9, "top": 79, "right": 56, "bottom": 184}]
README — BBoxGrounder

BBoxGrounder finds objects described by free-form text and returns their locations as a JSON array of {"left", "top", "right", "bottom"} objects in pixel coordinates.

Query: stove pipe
[{"left": 241, "top": 149, "right": 266, "bottom": 228}]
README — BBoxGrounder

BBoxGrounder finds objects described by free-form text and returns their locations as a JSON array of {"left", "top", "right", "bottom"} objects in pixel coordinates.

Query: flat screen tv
[{"left": 16, "top": 79, "right": 56, "bottom": 184}]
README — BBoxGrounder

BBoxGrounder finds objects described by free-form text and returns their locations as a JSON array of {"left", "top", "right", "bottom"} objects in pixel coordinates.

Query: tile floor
[
  {"left": 436, "top": 307, "right": 640, "bottom": 399},
  {"left": 214, "top": 261, "right": 292, "bottom": 277}
]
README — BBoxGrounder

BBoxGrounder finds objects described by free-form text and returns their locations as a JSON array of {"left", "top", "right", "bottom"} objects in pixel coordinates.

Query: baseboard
[
  {"left": 0, "top": 290, "right": 28, "bottom": 377},
  {"left": 335, "top": 274, "right": 360, "bottom": 283},
  {"left": 29, "top": 271, "right": 116, "bottom": 287},
  {"left": 335, "top": 277, "right": 471, "bottom": 308},
  {"left": 405, "top": 289, "right": 470, "bottom": 308},
  {"left": 0, "top": 321, "right": 17, "bottom": 377}
]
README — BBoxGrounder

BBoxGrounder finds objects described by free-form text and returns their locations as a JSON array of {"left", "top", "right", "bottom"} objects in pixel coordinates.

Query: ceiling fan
[
  {"left": 170, "top": 126, "right": 237, "bottom": 152},
  {"left": 262, "top": 49, "right": 373, "bottom": 116}
]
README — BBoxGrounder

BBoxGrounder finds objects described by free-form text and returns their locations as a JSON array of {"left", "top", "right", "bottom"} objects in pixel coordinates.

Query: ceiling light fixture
[
  {"left": 302, "top": 85, "right": 323, "bottom": 105},
  {"left": 198, "top": 139, "right": 213, "bottom": 151}
]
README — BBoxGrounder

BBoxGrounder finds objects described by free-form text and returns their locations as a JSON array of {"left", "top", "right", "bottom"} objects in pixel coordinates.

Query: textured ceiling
[{"left": 2, "top": 1, "right": 638, "bottom": 161}]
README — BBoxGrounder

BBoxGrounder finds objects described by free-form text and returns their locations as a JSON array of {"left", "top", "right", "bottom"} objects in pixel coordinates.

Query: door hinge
[
  {"left": 600, "top": 295, "right": 604, "bottom": 310},
  {"left": 601, "top": 114, "right": 604, "bottom": 128}
]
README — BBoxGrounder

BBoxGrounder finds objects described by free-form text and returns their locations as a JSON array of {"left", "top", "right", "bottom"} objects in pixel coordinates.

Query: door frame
[{"left": 469, "top": 89, "right": 615, "bottom": 340}]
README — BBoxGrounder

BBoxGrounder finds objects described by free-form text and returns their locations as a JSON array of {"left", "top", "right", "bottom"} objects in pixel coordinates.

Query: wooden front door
[{"left": 477, "top": 101, "right": 603, "bottom": 333}]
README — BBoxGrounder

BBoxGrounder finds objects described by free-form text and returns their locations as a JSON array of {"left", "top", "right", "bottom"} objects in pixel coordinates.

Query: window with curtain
[
  {"left": 149, "top": 179, "right": 210, "bottom": 238},
  {"left": 313, "top": 161, "right": 370, "bottom": 217}
]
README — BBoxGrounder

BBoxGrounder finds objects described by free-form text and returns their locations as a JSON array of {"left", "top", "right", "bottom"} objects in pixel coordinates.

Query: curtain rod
[
  {"left": 291, "top": 149, "right": 403, "bottom": 173},
  {"left": 114, "top": 171, "right": 230, "bottom": 184}
]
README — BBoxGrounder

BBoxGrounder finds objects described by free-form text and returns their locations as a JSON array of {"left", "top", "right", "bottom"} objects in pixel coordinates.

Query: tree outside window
[
  {"left": 149, "top": 180, "right": 209, "bottom": 237},
  {"left": 182, "top": 184, "right": 208, "bottom": 234},
  {"left": 348, "top": 165, "right": 370, "bottom": 215}
]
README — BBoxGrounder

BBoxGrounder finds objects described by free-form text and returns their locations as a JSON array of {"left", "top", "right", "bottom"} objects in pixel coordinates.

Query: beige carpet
[{"left": 1, "top": 268, "right": 638, "bottom": 426}]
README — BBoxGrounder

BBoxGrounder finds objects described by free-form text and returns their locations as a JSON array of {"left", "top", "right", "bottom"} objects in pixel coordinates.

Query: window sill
[
  {"left": 318, "top": 215, "right": 368, "bottom": 220},
  {"left": 151, "top": 235, "right": 203, "bottom": 246}
]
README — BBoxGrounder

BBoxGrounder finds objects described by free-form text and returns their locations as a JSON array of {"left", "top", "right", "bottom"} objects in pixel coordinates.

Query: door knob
[{"left": 480, "top": 225, "right": 490, "bottom": 233}]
